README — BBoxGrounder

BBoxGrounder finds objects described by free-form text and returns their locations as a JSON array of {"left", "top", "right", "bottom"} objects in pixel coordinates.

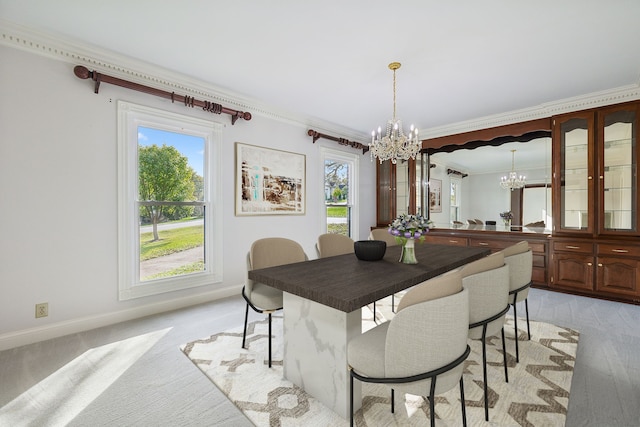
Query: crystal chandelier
[
  {"left": 370, "top": 62, "right": 420, "bottom": 164},
  {"left": 500, "top": 149, "right": 526, "bottom": 190}
]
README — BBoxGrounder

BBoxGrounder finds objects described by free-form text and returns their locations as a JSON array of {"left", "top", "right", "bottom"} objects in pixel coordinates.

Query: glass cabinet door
[
  {"left": 599, "top": 105, "right": 638, "bottom": 233},
  {"left": 554, "top": 112, "right": 595, "bottom": 232}
]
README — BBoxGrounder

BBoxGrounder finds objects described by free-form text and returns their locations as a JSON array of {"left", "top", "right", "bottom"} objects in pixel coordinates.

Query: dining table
[{"left": 248, "top": 242, "right": 491, "bottom": 419}]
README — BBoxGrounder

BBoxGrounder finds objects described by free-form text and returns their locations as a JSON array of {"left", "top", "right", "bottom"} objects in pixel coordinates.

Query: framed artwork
[
  {"left": 429, "top": 178, "right": 442, "bottom": 213},
  {"left": 235, "top": 142, "right": 306, "bottom": 215}
]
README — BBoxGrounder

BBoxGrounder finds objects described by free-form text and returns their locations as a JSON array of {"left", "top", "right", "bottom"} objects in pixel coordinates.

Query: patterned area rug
[{"left": 181, "top": 298, "right": 579, "bottom": 426}]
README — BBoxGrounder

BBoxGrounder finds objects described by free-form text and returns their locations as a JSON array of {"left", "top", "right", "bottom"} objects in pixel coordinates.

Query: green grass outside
[
  {"left": 140, "top": 225, "right": 204, "bottom": 261},
  {"left": 145, "top": 261, "right": 205, "bottom": 280},
  {"left": 327, "top": 206, "right": 347, "bottom": 218}
]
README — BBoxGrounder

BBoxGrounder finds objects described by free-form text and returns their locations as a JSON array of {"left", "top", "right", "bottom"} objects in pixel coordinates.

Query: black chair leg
[
  {"left": 268, "top": 312, "right": 272, "bottom": 368},
  {"left": 513, "top": 301, "right": 520, "bottom": 363},
  {"left": 429, "top": 377, "right": 437, "bottom": 427},
  {"left": 481, "top": 326, "right": 489, "bottom": 421},
  {"left": 391, "top": 294, "right": 395, "bottom": 313},
  {"left": 373, "top": 301, "right": 377, "bottom": 322},
  {"left": 460, "top": 376, "right": 467, "bottom": 427},
  {"left": 242, "top": 302, "right": 249, "bottom": 349},
  {"left": 350, "top": 372, "right": 354, "bottom": 427},
  {"left": 501, "top": 328, "right": 509, "bottom": 383},
  {"left": 391, "top": 388, "right": 395, "bottom": 413},
  {"left": 525, "top": 298, "right": 531, "bottom": 339}
]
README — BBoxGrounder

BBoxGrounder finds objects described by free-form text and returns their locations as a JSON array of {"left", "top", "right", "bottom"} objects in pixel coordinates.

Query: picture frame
[
  {"left": 429, "top": 178, "right": 442, "bottom": 213},
  {"left": 235, "top": 142, "right": 306, "bottom": 216}
]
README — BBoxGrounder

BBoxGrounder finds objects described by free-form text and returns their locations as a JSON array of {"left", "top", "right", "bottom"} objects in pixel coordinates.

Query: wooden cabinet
[
  {"left": 424, "top": 229, "right": 549, "bottom": 287},
  {"left": 375, "top": 154, "right": 426, "bottom": 227},
  {"left": 551, "top": 240, "right": 595, "bottom": 291},
  {"left": 550, "top": 101, "right": 640, "bottom": 303},
  {"left": 553, "top": 102, "right": 640, "bottom": 236},
  {"left": 551, "top": 239, "right": 640, "bottom": 302}
]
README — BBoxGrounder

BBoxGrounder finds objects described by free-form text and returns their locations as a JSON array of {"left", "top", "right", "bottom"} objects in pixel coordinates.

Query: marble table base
[{"left": 282, "top": 292, "right": 362, "bottom": 419}]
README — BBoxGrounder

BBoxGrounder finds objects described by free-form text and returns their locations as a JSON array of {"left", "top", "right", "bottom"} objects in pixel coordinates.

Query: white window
[
  {"left": 321, "top": 148, "right": 359, "bottom": 239},
  {"left": 117, "top": 101, "right": 223, "bottom": 300}
]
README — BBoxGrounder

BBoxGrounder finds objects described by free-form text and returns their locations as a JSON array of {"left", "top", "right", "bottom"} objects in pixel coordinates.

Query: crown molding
[
  {"left": 2, "top": 19, "right": 638, "bottom": 144},
  {"left": 0, "top": 19, "right": 368, "bottom": 143},
  {"left": 421, "top": 84, "right": 640, "bottom": 139}
]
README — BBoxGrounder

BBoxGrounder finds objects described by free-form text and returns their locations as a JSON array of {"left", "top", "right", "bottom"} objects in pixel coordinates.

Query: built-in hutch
[{"left": 375, "top": 100, "right": 640, "bottom": 304}]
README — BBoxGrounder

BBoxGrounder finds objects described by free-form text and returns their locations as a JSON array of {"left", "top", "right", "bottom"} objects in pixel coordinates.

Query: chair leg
[
  {"left": 525, "top": 298, "right": 531, "bottom": 340},
  {"left": 391, "top": 293, "right": 395, "bottom": 313},
  {"left": 513, "top": 301, "right": 520, "bottom": 363},
  {"left": 481, "top": 326, "right": 489, "bottom": 421},
  {"left": 268, "top": 312, "right": 272, "bottom": 368},
  {"left": 501, "top": 328, "right": 509, "bottom": 383},
  {"left": 242, "top": 302, "right": 249, "bottom": 349},
  {"left": 373, "top": 301, "right": 377, "bottom": 322},
  {"left": 459, "top": 376, "right": 467, "bottom": 427},
  {"left": 350, "top": 372, "right": 354, "bottom": 427},
  {"left": 429, "top": 377, "right": 437, "bottom": 427},
  {"left": 391, "top": 388, "right": 395, "bottom": 413}
]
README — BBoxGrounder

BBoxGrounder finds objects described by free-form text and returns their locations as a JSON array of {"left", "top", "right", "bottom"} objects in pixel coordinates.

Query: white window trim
[
  {"left": 117, "top": 101, "right": 223, "bottom": 300},
  {"left": 320, "top": 147, "right": 359, "bottom": 240}
]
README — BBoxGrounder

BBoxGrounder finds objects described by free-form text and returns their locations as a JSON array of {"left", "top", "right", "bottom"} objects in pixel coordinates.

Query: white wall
[{"left": 0, "top": 45, "right": 376, "bottom": 349}]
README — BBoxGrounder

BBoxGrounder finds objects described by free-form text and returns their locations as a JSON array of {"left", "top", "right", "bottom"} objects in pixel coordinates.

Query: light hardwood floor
[{"left": 1, "top": 288, "right": 639, "bottom": 426}]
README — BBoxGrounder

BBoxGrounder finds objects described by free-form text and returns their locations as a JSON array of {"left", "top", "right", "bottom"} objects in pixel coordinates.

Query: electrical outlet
[{"left": 35, "top": 303, "right": 48, "bottom": 318}]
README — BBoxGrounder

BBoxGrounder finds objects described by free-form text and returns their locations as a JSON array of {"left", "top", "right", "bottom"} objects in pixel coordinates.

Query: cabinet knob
[
  {"left": 599, "top": 176, "right": 604, "bottom": 179},
  {"left": 598, "top": 263, "right": 603, "bottom": 267},
  {"left": 588, "top": 176, "right": 593, "bottom": 180},
  {"left": 449, "top": 240, "right": 458, "bottom": 243},
  {"left": 611, "top": 249, "right": 629, "bottom": 253},
  {"left": 565, "top": 245, "right": 580, "bottom": 249},
  {"left": 587, "top": 262, "right": 593, "bottom": 266},
  {"left": 479, "top": 242, "right": 488, "bottom": 246}
]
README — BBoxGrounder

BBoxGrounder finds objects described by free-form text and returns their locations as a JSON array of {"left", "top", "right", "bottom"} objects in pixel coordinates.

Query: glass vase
[{"left": 399, "top": 238, "right": 418, "bottom": 264}]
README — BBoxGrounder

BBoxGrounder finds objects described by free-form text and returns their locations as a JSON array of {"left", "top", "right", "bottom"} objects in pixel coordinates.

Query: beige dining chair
[
  {"left": 501, "top": 240, "right": 533, "bottom": 363},
  {"left": 317, "top": 233, "right": 354, "bottom": 258},
  {"left": 242, "top": 237, "right": 307, "bottom": 367},
  {"left": 348, "top": 272, "right": 470, "bottom": 427},
  {"left": 460, "top": 252, "right": 510, "bottom": 422},
  {"left": 368, "top": 228, "right": 399, "bottom": 246}
]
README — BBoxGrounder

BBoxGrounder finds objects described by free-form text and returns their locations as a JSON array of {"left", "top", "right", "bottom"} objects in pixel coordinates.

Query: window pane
[
  {"left": 324, "top": 159, "right": 350, "bottom": 236},
  {"left": 137, "top": 127, "right": 205, "bottom": 281}
]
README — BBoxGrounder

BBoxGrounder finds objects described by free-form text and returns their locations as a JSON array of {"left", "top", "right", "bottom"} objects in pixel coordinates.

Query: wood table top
[{"left": 248, "top": 243, "right": 490, "bottom": 312}]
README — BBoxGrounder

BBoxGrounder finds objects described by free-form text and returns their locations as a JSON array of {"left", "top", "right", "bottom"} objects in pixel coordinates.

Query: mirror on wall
[{"left": 428, "top": 137, "right": 552, "bottom": 231}]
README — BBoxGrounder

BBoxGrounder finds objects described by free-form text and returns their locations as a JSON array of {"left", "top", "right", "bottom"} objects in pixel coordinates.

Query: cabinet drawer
[
  {"left": 553, "top": 241, "right": 593, "bottom": 254},
  {"left": 597, "top": 244, "right": 640, "bottom": 258},
  {"left": 529, "top": 242, "right": 546, "bottom": 254},
  {"left": 423, "top": 235, "right": 468, "bottom": 246},
  {"left": 469, "top": 238, "right": 510, "bottom": 250}
]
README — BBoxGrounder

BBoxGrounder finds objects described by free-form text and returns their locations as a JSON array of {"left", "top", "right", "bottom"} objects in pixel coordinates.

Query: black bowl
[{"left": 354, "top": 240, "right": 387, "bottom": 261}]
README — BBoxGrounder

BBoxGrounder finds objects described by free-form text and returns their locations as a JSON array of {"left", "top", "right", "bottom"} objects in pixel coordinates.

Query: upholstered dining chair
[
  {"left": 242, "top": 237, "right": 307, "bottom": 368},
  {"left": 348, "top": 272, "right": 470, "bottom": 427},
  {"left": 460, "top": 252, "right": 510, "bottom": 422},
  {"left": 501, "top": 240, "right": 533, "bottom": 363},
  {"left": 368, "top": 228, "right": 399, "bottom": 246},
  {"left": 317, "top": 233, "right": 354, "bottom": 258}
]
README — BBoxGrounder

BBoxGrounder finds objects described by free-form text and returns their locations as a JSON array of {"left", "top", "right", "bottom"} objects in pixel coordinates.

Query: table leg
[{"left": 282, "top": 292, "right": 362, "bottom": 419}]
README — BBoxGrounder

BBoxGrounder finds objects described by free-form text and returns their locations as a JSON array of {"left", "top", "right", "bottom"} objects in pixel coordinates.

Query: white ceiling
[{"left": 2, "top": 1, "right": 639, "bottom": 164}]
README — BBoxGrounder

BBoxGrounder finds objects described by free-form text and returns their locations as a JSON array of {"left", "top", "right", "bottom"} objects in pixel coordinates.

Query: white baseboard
[{"left": 0, "top": 285, "right": 241, "bottom": 352}]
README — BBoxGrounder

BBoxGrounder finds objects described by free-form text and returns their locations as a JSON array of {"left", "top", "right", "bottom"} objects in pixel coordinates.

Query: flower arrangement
[
  {"left": 388, "top": 213, "right": 433, "bottom": 244},
  {"left": 499, "top": 211, "right": 513, "bottom": 220}
]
